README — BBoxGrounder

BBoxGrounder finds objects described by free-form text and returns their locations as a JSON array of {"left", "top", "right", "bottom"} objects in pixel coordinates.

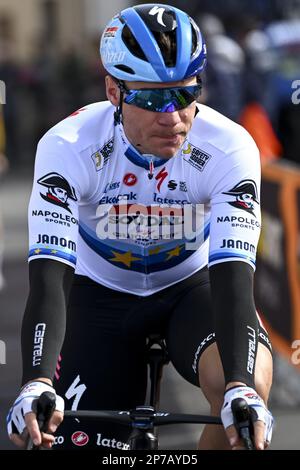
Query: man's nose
[{"left": 156, "top": 111, "right": 181, "bottom": 126}]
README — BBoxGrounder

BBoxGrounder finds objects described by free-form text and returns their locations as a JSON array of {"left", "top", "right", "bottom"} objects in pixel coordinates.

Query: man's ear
[{"left": 105, "top": 75, "right": 120, "bottom": 106}]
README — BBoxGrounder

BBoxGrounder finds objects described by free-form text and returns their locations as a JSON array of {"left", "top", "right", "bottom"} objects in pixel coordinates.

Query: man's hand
[
  {"left": 221, "top": 385, "right": 274, "bottom": 450},
  {"left": 7, "top": 381, "right": 64, "bottom": 449}
]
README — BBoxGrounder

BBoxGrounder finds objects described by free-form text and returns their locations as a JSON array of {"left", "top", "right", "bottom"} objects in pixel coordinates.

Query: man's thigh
[
  {"left": 166, "top": 269, "right": 272, "bottom": 390},
  {"left": 166, "top": 270, "right": 213, "bottom": 387},
  {"left": 53, "top": 277, "right": 148, "bottom": 450}
]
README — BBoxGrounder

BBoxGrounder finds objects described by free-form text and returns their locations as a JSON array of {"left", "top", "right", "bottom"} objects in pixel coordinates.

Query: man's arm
[
  {"left": 209, "top": 261, "right": 273, "bottom": 449},
  {"left": 8, "top": 129, "right": 88, "bottom": 447},
  {"left": 7, "top": 259, "right": 74, "bottom": 448},
  {"left": 203, "top": 128, "right": 274, "bottom": 448},
  {"left": 22, "top": 258, "right": 74, "bottom": 385},
  {"left": 209, "top": 260, "right": 258, "bottom": 389}
]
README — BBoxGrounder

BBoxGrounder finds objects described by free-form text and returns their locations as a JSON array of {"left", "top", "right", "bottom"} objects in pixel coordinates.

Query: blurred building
[
  {"left": 0, "top": 0, "right": 131, "bottom": 168},
  {"left": 0, "top": 0, "right": 130, "bottom": 62}
]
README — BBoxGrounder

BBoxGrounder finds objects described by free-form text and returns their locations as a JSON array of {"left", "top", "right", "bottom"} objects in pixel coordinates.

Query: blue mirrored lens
[{"left": 123, "top": 85, "right": 202, "bottom": 112}]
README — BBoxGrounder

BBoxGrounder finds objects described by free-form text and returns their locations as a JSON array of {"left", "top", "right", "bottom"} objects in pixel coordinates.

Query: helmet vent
[
  {"left": 122, "top": 25, "right": 147, "bottom": 61},
  {"left": 152, "top": 30, "right": 176, "bottom": 67},
  {"left": 114, "top": 64, "right": 135, "bottom": 74}
]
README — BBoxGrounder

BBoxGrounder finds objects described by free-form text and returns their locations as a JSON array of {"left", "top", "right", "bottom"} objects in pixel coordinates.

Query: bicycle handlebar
[
  {"left": 64, "top": 409, "right": 222, "bottom": 426},
  {"left": 27, "top": 392, "right": 255, "bottom": 450}
]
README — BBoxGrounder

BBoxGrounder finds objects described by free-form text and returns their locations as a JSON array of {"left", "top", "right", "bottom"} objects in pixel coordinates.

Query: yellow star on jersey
[
  {"left": 34, "top": 248, "right": 42, "bottom": 254},
  {"left": 165, "top": 245, "right": 182, "bottom": 261},
  {"left": 51, "top": 250, "right": 58, "bottom": 254},
  {"left": 109, "top": 250, "right": 142, "bottom": 268},
  {"left": 149, "top": 246, "right": 161, "bottom": 255}
]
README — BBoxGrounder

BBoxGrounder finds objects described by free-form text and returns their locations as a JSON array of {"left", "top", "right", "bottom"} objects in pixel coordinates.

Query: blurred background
[{"left": 1, "top": 0, "right": 300, "bottom": 450}]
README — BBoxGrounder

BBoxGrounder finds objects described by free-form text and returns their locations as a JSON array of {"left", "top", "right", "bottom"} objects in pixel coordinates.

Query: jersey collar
[{"left": 116, "top": 123, "right": 167, "bottom": 170}]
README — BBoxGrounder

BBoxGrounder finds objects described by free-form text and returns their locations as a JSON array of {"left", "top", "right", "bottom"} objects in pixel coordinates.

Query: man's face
[
  {"left": 51, "top": 187, "right": 68, "bottom": 203},
  {"left": 237, "top": 193, "right": 255, "bottom": 209},
  {"left": 105, "top": 76, "right": 198, "bottom": 159}
]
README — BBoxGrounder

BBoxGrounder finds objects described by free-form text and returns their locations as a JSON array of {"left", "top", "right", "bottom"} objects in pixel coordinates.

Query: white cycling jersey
[{"left": 28, "top": 102, "right": 261, "bottom": 296}]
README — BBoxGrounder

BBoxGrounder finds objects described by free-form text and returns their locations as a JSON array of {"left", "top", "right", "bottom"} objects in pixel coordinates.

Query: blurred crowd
[
  {"left": 1, "top": 1, "right": 300, "bottom": 289},
  {"left": 0, "top": 28, "right": 107, "bottom": 172},
  {"left": 0, "top": 1, "right": 300, "bottom": 172}
]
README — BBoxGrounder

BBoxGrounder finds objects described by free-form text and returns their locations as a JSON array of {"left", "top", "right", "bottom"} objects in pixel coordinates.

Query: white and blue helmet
[{"left": 100, "top": 3, "right": 207, "bottom": 82}]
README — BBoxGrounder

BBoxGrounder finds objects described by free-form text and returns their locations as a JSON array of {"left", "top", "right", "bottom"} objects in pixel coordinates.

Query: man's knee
[
  {"left": 198, "top": 342, "right": 273, "bottom": 412},
  {"left": 253, "top": 342, "right": 273, "bottom": 403},
  {"left": 198, "top": 343, "right": 225, "bottom": 412}
]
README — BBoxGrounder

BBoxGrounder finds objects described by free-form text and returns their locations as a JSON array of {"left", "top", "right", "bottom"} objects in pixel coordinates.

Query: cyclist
[{"left": 7, "top": 4, "right": 273, "bottom": 450}]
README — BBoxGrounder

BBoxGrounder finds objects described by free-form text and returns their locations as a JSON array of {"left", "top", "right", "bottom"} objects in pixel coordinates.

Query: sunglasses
[{"left": 118, "top": 82, "right": 202, "bottom": 113}]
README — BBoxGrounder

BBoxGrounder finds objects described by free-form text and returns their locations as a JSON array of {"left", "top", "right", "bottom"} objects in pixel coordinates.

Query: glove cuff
[{"left": 21, "top": 380, "right": 54, "bottom": 393}]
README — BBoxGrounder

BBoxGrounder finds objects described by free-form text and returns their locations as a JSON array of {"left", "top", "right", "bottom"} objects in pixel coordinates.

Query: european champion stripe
[
  {"left": 79, "top": 223, "right": 206, "bottom": 273},
  {"left": 209, "top": 251, "right": 256, "bottom": 266},
  {"left": 29, "top": 247, "right": 77, "bottom": 265}
]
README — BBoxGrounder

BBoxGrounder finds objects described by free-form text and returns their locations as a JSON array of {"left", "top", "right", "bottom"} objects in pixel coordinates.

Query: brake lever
[
  {"left": 231, "top": 397, "right": 255, "bottom": 450},
  {"left": 26, "top": 391, "right": 56, "bottom": 450}
]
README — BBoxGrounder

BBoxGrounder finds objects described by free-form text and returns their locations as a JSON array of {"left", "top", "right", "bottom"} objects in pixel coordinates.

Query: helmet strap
[
  {"left": 114, "top": 94, "right": 123, "bottom": 125},
  {"left": 114, "top": 79, "right": 127, "bottom": 125}
]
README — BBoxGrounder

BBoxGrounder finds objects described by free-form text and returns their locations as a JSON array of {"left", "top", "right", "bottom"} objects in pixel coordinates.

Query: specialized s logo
[
  {"left": 37, "top": 173, "right": 77, "bottom": 214},
  {"left": 149, "top": 6, "right": 166, "bottom": 27},
  {"left": 155, "top": 167, "right": 168, "bottom": 192},
  {"left": 222, "top": 180, "right": 259, "bottom": 216}
]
